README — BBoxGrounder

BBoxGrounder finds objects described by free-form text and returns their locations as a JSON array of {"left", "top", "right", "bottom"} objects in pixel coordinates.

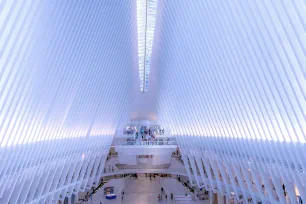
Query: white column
[
  {"left": 218, "top": 193, "right": 224, "bottom": 204},
  {"left": 209, "top": 191, "right": 213, "bottom": 204},
  {"left": 225, "top": 195, "right": 228, "bottom": 204},
  {"left": 67, "top": 196, "right": 72, "bottom": 204}
]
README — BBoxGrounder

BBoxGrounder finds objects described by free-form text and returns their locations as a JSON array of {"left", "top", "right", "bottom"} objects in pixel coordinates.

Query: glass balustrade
[{"left": 115, "top": 139, "right": 177, "bottom": 146}]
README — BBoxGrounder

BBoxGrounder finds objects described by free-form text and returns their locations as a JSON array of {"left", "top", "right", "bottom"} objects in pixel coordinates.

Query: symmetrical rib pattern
[
  {"left": 0, "top": 1, "right": 133, "bottom": 203},
  {"left": 155, "top": 1, "right": 306, "bottom": 203},
  {"left": 1, "top": 0, "right": 306, "bottom": 203}
]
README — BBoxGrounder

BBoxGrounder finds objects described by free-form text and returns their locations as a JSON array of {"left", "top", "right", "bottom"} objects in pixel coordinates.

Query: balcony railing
[{"left": 114, "top": 140, "right": 177, "bottom": 146}]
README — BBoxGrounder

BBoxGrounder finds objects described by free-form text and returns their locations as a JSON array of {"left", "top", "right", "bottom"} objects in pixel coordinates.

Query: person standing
[{"left": 282, "top": 184, "right": 286, "bottom": 196}]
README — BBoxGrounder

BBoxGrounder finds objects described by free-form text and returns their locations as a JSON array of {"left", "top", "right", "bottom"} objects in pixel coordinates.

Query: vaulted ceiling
[
  {"left": 0, "top": 0, "right": 305, "bottom": 203},
  {"left": 0, "top": 1, "right": 135, "bottom": 146},
  {"left": 155, "top": 0, "right": 306, "bottom": 143}
]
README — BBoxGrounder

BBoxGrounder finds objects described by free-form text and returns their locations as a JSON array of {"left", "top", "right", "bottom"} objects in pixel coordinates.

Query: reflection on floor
[
  {"left": 83, "top": 176, "right": 207, "bottom": 204},
  {"left": 123, "top": 177, "right": 165, "bottom": 204}
]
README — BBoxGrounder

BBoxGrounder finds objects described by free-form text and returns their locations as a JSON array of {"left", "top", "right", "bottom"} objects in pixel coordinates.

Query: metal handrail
[{"left": 115, "top": 140, "right": 177, "bottom": 146}]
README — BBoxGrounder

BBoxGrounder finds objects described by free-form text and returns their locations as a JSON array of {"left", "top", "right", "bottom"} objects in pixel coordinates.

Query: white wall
[
  {"left": 152, "top": 155, "right": 172, "bottom": 165},
  {"left": 115, "top": 145, "right": 176, "bottom": 156},
  {"left": 118, "top": 153, "right": 137, "bottom": 165}
]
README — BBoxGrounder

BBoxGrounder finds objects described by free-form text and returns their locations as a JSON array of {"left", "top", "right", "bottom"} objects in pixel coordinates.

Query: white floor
[
  {"left": 82, "top": 176, "right": 207, "bottom": 204},
  {"left": 122, "top": 177, "right": 165, "bottom": 204}
]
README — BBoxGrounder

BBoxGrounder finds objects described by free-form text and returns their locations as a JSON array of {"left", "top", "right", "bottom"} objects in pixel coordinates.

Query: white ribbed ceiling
[
  {"left": 154, "top": 2, "right": 306, "bottom": 202},
  {"left": 0, "top": 0, "right": 306, "bottom": 203},
  {"left": 0, "top": 1, "right": 134, "bottom": 146},
  {"left": 0, "top": 1, "right": 135, "bottom": 203},
  {"left": 156, "top": 0, "right": 306, "bottom": 143}
]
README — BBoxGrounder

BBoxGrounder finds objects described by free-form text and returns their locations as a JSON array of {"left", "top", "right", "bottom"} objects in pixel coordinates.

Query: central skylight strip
[{"left": 137, "top": 0, "right": 158, "bottom": 92}]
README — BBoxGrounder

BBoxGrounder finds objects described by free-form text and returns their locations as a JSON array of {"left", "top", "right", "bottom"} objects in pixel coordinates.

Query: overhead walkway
[{"left": 102, "top": 156, "right": 187, "bottom": 177}]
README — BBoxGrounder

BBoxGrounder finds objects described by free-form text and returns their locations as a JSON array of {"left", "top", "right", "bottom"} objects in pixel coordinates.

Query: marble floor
[{"left": 82, "top": 176, "right": 208, "bottom": 204}]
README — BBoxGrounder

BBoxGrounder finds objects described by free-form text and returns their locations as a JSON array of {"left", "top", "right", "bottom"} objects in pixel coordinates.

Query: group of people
[
  {"left": 123, "top": 126, "right": 137, "bottom": 135},
  {"left": 144, "top": 173, "right": 157, "bottom": 180},
  {"left": 173, "top": 148, "right": 183, "bottom": 163},
  {"left": 121, "top": 190, "right": 125, "bottom": 200},
  {"left": 138, "top": 127, "right": 170, "bottom": 145},
  {"left": 158, "top": 187, "right": 171, "bottom": 201},
  {"left": 140, "top": 126, "right": 165, "bottom": 137},
  {"left": 122, "top": 125, "right": 168, "bottom": 145},
  {"left": 136, "top": 126, "right": 156, "bottom": 141},
  {"left": 123, "top": 125, "right": 165, "bottom": 137},
  {"left": 103, "top": 165, "right": 115, "bottom": 173}
]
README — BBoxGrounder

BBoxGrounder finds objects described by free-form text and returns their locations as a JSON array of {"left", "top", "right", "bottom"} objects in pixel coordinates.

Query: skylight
[{"left": 137, "top": 0, "right": 158, "bottom": 92}]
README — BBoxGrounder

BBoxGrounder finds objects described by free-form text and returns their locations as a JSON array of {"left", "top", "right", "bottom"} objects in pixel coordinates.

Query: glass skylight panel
[{"left": 137, "top": 0, "right": 158, "bottom": 92}]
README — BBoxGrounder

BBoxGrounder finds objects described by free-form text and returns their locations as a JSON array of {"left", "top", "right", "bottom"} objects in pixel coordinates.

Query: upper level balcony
[
  {"left": 113, "top": 122, "right": 177, "bottom": 146},
  {"left": 114, "top": 137, "right": 177, "bottom": 146},
  {"left": 113, "top": 122, "right": 177, "bottom": 167}
]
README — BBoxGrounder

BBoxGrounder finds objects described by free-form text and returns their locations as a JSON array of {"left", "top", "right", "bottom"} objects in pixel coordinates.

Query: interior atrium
[{"left": 0, "top": 0, "right": 305, "bottom": 204}]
